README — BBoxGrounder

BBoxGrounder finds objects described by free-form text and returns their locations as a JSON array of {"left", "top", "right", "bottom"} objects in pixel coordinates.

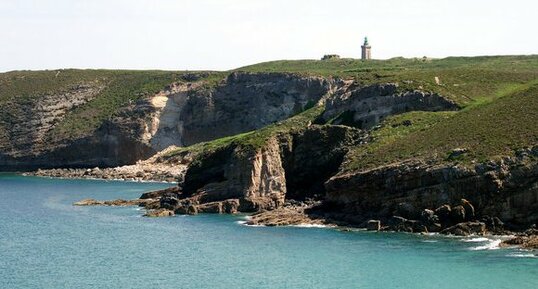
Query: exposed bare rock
[
  {"left": 73, "top": 198, "right": 152, "bottom": 206},
  {"left": 502, "top": 229, "right": 538, "bottom": 248},
  {"left": 321, "top": 83, "right": 459, "bottom": 129},
  {"left": 177, "top": 125, "right": 362, "bottom": 213},
  {"left": 367, "top": 220, "right": 381, "bottom": 231},
  {"left": 27, "top": 146, "right": 187, "bottom": 182},
  {"left": 144, "top": 209, "right": 175, "bottom": 217},
  {"left": 440, "top": 222, "right": 487, "bottom": 236},
  {"left": 198, "top": 199, "right": 240, "bottom": 214},
  {"left": 246, "top": 203, "right": 328, "bottom": 227},
  {"left": 1, "top": 72, "right": 335, "bottom": 170},
  {"left": 1, "top": 81, "right": 105, "bottom": 158},
  {"left": 325, "top": 154, "right": 538, "bottom": 228}
]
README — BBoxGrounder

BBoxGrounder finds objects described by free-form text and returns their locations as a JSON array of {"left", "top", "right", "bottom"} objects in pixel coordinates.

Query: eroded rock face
[
  {"left": 73, "top": 198, "right": 152, "bottom": 207},
  {"left": 325, "top": 151, "right": 538, "bottom": 229},
  {"left": 0, "top": 82, "right": 105, "bottom": 158},
  {"left": 441, "top": 222, "right": 486, "bottom": 236},
  {"left": 0, "top": 72, "right": 335, "bottom": 170},
  {"left": 501, "top": 229, "right": 538, "bottom": 249},
  {"left": 144, "top": 209, "right": 175, "bottom": 217},
  {"left": 177, "top": 72, "right": 336, "bottom": 146},
  {"left": 177, "top": 125, "right": 362, "bottom": 212},
  {"left": 181, "top": 137, "right": 287, "bottom": 212},
  {"left": 322, "top": 83, "right": 459, "bottom": 129},
  {"left": 0, "top": 82, "right": 149, "bottom": 170},
  {"left": 281, "top": 125, "right": 363, "bottom": 200}
]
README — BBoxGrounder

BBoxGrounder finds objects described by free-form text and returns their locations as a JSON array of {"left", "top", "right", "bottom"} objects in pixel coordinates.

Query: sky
[{"left": 1, "top": 0, "right": 537, "bottom": 72}]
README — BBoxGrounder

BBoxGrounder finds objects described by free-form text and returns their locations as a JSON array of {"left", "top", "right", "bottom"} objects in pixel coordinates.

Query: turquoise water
[{"left": 0, "top": 174, "right": 537, "bottom": 289}]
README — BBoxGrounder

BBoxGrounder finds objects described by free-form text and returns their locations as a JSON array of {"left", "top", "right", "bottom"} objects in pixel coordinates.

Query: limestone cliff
[
  {"left": 321, "top": 83, "right": 459, "bottom": 128},
  {"left": 0, "top": 72, "right": 334, "bottom": 170},
  {"left": 137, "top": 125, "right": 362, "bottom": 214}
]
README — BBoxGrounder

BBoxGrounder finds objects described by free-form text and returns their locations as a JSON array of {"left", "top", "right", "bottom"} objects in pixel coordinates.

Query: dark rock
[
  {"left": 406, "top": 220, "right": 428, "bottom": 233},
  {"left": 140, "top": 187, "right": 180, "bottom": 199},
  {"left": 186, "top": 205, "right": 198, "bottom": 215},
  {"left": 367, "top": 220, "right": 381, "bottom": 231},
  {"left": 395, "top": 202, "right": 419, "bottom": 220},
  {"left": 198, "top": 202, "right": 223, "bottom": 213},
  {"left": 388, "top": 216, "right": 412, "bottom": 232},
  {"left": 450, "top": 205, "right": 466, "bottom": 224},
  {"left": 160, "top": 195, "right": 179, "bottom": 210},
  {"left": 460, "top": 199, "right": 475, "bottom": 220},
  {"left": 73, "top": 198, "right": 150, "bottom": 207},
  {"left": 448, "top": 148, "right": 468, "bottom": 160},
  {"left": 435, "top": 204, "right": 452, "bottom": 223},
  {"left": 420, "top": 209, "right": 439, "bottom": 224},
  {"left": 223, "top": 199, "right": 239, "bottom": 214},
  {"left": 441, "top": 222, "right": 486, "bottom": 236},
  {"left": 481, "top": 216, "right": 505, "bottom": 232},
  {"left": 144, "top": 209, "right": 174, "bottom": 217},
  {"left": 143, "top": 199, "right": 161, "bottom": 210},
  {"left": 427, "top": 223, "right": 442, "bottom": 233}
]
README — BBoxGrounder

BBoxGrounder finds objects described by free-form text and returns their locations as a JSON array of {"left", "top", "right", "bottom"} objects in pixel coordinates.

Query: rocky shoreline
[
  {"left": 25, "top": 165, "right": 183, "bottom": 183},
  {"left": 73, "top": 189, "right": 538, "bottom": 250}
]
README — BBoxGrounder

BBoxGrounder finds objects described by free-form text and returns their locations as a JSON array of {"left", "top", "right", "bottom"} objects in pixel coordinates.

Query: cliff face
[
  {"left": 321, "top": 83, "right": 459, "bottom": 129},
  {"left": 176, "top": 72, "right": 335, "bottom": 146},
  {"left": 0, "top": 72, "right": 334, "bottom": 170},
  {"left": 126, "top": 81, "right": 537, "bottom": 231},
  {"left": 153, "top": 125, "right": 362, "bottom": 213},
  {"left": 1, "top": 82, "right": 105, "bottom": 157},
  {"left": 324, "top": 148, "right": 538, "bottom": 228},
  {"left": 0, "top": 81, "right": 151, "bottom": 169}
]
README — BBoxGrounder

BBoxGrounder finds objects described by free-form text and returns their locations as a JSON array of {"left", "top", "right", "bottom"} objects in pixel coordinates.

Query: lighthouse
[{"left": 361, "top": 37, "right": 371, "bottom": 60}]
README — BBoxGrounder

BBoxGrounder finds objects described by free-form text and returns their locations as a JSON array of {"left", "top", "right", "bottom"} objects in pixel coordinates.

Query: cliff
[{"left": 0, "top": 71, "right": 334, "bottom": 170}]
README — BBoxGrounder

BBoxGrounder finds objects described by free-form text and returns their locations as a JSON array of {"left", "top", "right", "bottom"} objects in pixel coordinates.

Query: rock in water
[
  {"left": 73, "top": 199, "right": 102, "bottom": 206},
  {"left": 144, "top": 209, "right": 175, "bottom": 217},
  {"left": 73, "top": 198, "right": 151, "bottom": 206},
  {"left": 367, "top": 220, "right": 381, "bottom": 231},
  {"left": 441, "top": 222, "right": 486, "bottom": 236}
]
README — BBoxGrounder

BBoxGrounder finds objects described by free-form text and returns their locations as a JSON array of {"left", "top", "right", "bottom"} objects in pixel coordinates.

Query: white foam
[
  {"left": 506, "top": 253, "right": 537, "bottom": 258},
  {"left": 421, "top": 240, "right": 439, "bottom": 243},
  {"left": 236, "top": 220, "right": 265, "bottom": 227},
  {"left": 290, "top": 223, "right": 333, "bottom": 228},
  {"left": 462, "top": 237, "right": 490, "bottom": 243},
  {"left": 468, "top": 239, "right": 501, "bottom": 250}
]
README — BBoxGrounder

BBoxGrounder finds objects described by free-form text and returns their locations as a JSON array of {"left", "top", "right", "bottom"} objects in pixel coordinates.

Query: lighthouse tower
[{"left": 361, "top": 37, "right": 371, "bottom": 60}]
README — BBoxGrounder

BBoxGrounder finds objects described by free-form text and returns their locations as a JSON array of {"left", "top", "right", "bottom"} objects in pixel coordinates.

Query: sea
[{"left": 0, "top": 173, "right": 536, "bottom": 289}]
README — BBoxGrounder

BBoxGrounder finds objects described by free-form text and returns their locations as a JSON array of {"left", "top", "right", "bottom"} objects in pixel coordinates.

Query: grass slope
[
  {"left": 239, "top": 55, "right": 538, "bottom": 106},
  {"left": 343, "top": 80, "right": 538, "bottom": 172}
]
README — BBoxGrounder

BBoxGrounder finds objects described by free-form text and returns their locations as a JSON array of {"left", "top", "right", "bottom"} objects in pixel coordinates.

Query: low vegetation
[
  {"left": 238, "top": 55, "right": 538, "bottom": 106},
  {"left": 343, "top": 81, "right": 538, "bottom": 172}
]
